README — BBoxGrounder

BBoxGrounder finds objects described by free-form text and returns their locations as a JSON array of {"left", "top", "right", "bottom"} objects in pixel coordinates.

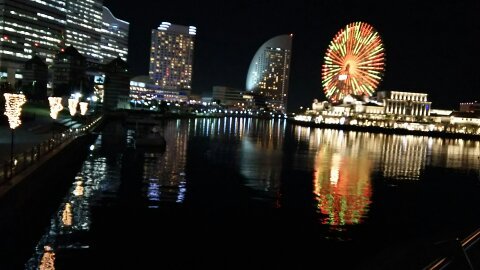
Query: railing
[
  {"left": 0, "top": 116, "right": 103, "bottom": 184},
  {"left": 424, "top": 228, "right": 480, "bottom": 270}
]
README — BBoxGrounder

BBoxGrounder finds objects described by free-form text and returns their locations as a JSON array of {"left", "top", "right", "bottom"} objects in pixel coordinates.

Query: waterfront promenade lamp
[{"left": 3, "top": 93, "right": 26, "bottom": 177}]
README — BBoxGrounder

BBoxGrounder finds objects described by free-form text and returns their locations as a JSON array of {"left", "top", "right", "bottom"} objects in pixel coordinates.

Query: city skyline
[{"left": 104, "top": 0, "right": 480, "bottom": 111}]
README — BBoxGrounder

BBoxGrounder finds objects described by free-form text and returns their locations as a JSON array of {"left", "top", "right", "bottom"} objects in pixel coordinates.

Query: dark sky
[{"left": 104, "top": 0, "right": 480, "bottom": 111}]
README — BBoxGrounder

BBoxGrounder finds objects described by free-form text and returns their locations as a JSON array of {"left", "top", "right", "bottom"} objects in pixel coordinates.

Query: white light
[
  {"left": 338, "top": 74, "right": 348, "bottom": 81},
  {"left": 68, "top": 98, "right": 79, "bottom": 116},
  {"left": 79, "top": 102, "right": 88, "bottom": 115},
  {"left": 48, "top": 97, "right": 63, "bottom": 119},
  {"left": 92, "top": 96, "right": 98, "bottom": 102},
  {"left": 89, "top": 145, "right": 94, "bottom": 151},
  {"left": 4, "top": 93, "right": 26, "bottom": 129}
]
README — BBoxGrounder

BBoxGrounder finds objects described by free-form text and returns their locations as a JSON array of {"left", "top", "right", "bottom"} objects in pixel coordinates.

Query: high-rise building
[
  {"left": 0, "top": 0, "right": 66, "bottom": 85},
  {"left": 64, "top": 0, "right": 103, "bottom": 64},
  {"left": 149, "top": 22, "right": 196, "bottom": 91},
  {"left": 100, "top": 6, "right": 129, "bottom": 63},
  {"left": 246, "top": 34, "right": 292, "bottom": 113}
]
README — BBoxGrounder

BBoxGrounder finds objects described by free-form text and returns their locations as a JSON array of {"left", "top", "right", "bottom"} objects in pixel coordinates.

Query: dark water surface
[{"left": 3, "top": 118, "right": 480, "bottom": 269}]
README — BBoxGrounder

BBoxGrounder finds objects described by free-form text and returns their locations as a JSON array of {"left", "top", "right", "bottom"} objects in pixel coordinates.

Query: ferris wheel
[{"left": 322, "top": 22, "right": 386, "bottom": 102}]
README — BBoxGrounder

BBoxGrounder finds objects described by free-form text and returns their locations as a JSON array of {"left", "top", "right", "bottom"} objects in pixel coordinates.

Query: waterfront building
[
  {"left": 0, "top": 0, "right": 66, "bottom": 85},
  {"left": 377, "top": 91, "right": 431, "bottom": 117},
  {"left": 51, "top": 46, "right": 87, "bottom": 97},
  {"left": 149, "top": 22, "right": 195, "bottom": 91},
  {"left": 104, "top": 57, "right": 130, "bottom": 110},
  {"left": 246, "top": 34, "right": 292, "bottom": 113},
  {"left": 130, "top": 75, "right": 189, "bottom": 105},
  {"left": 22, "top": 55, "right": 48, "bottom": 100},
  {"left": 460, "top": 102, "right": 480, "bottom": 113},
  {"left": 212, "top": 86, "right": 245, "bottom": 107},
  {"left": 100, "top": 6, "right": 129, "bottom": 63},
  {"left": 64, "top": 0, "right": 103, "bottom": 64}
]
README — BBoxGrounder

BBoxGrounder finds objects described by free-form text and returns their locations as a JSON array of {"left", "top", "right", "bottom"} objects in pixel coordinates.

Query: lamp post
[
  {"left": 3, "top": 93, "right": 26, "bottom": 178},
  {"left": 48, "top": 97, "right": 63, "bottom": 139}
]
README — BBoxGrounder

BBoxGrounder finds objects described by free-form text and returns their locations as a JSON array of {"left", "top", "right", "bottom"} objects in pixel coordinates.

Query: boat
[{"left": 134, "top": 125, "right": 166, "bottom": 150}]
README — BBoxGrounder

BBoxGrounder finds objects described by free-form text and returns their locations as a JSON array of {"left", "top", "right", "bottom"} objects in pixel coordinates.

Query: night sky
[{"left": 104, "top": 0, "right": 480, "bottom": 112}]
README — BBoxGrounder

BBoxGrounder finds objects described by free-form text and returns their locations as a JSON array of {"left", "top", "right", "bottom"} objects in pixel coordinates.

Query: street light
[{"left": 3, "top": 93, "right": 26, "bottom": 178}]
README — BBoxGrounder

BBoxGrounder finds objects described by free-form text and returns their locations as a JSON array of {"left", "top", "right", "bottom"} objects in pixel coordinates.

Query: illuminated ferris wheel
[{"left": 322, "top": 22, "right": 385, "bottom": 102}]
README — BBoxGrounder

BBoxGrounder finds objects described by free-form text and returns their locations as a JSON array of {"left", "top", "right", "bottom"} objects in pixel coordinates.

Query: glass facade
[
  {"left": 149, "top": 22, "right": 195, "bottom": 91},
  {"left": 100, "top": 6, "right": 129, "bottom": 63},
  {"left": 246, "top": 34, "right": 292, "bottom": 113},
  {"left": 64, "top": 0, "right": 103, "bottom": 63},
  {"left": 0, "top": 0, "right": 66, "bottom": 83}
]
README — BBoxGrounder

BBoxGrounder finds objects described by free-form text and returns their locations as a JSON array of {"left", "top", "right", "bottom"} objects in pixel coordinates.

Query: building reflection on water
[
  {"left": 295, "top": 126, "right": 480, "bottom": 227},
  {"left": 141, "top": 120, "right": 188, "bottom": 206},
  {"left": 23, "top": 118, "right": 480, "bottom": 268},
  {"left": 26, "top": 129, "right": 131, "bottom": 269}
]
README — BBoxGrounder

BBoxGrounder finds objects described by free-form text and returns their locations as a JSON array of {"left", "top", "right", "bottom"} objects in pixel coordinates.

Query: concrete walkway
[{"left": 0, "top": 113, "right": 70, "bottom": 164}]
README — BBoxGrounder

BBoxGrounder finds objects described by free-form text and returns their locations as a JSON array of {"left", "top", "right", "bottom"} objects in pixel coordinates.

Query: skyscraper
[
  {"left": 246, "top": 34, "right": 292, "bottom": 113},
  {"left": 0, "top": 0, "right": 66, "bottom": 85},
  {"left": 100, "top": 6, "right": 129, "bottom": 63},
  {"left": 64, "top": 0, "right": 103, "bottom": 64},
  {"left": 149, "top": 22, "right": 196, "bottom": 92}
]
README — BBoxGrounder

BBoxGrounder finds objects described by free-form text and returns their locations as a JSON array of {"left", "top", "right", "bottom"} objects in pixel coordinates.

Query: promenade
[{"left": 0, "top": 103, "right": 70, "bottom": 163}]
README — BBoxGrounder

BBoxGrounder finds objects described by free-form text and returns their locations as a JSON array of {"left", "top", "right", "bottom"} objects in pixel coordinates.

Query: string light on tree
[
  {"left": 79, "top": 102, "right": 88, "bottom": 116},
  {"left": 48, "top": 97, "right": 63, "bottom": 119},
  {"left": 3, "top": 93, "right": 26, "bottom": 129},
  {"left": 39, "top": 245, "right": 55, "bottom": 270},
  {"left": 68, "top": 98, "right": 79, "bottom": 116}
]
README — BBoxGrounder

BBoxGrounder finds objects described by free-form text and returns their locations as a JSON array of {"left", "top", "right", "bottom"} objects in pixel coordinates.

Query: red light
[
  {"left": 3, "top": 35, "right": 8, "bottom": 40},
  {"left": 34, "top": 42, "right": 39, "bottom": 47},
  {"left": 60, "top": 48, "right": 65, "bottom": 52}
]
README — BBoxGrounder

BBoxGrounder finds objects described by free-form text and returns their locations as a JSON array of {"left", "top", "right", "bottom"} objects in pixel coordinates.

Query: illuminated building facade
[
  {"left": 100, "top": 6, "right": 129, "bottom": 63},
  {"left": 377, "top": 91, "right": 431, "bottom": 116},
  {"left": 246, "top": 34, "right": 292, "bottom": 113},
  {"left": 149, "top": 22, "right": 195, "bottom": 91},
  {"left": 460, "top": 102, "right": 480, "bottom": 113},
  {"left": 64, "top": 0, "right": 103, "bottom": 64},
  {"left": 129, "top": 75, "right": 189, "bottom": 104},
  {"left": 0, "top": 0, "right": 66, "bottom": 84},
  {"left": 212, "top": 86, "right": 244, "bottom": 107}
]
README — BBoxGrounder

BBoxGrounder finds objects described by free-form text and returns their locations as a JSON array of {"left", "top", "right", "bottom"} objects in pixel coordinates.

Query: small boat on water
[{"left": 135, "top": 125, "right": 166, "bottom": 150}]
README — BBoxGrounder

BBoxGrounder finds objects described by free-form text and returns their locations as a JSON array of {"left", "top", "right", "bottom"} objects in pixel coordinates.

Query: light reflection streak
[
  {"left": 26, "top": 130, "right": 129, "bottom": 269},
  {"left": 141, "top": 120, "right": 188, "bottom": 205},
  {"left": 295, "top": 127, "right": 480, "bottom": 227}
]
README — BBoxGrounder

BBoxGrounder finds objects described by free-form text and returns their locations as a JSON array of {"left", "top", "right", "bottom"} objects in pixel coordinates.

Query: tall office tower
[
  {"left": 149, "top": 22, "right": 196, "bottom": 91},
  {"left": 64, "top": 0, "right": 103, "bottom": 64},
  {"left": 0, "top": 0, "right": 66, "bottom": 85},
  {"left": 100, "top": 6, "right": 129, "bottom": 63},
  {"left": 246, "top": 34, "right": 292, "bottom": 113}
]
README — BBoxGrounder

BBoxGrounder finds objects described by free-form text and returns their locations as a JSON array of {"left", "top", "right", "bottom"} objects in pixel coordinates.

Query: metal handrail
[
  {"left": 425, "top": 228, "right": 480, "bottom": 270},
  {"left": 0, "top": 116, "right": 103, "bottom": 183}
]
